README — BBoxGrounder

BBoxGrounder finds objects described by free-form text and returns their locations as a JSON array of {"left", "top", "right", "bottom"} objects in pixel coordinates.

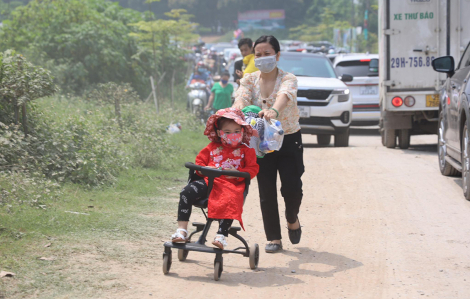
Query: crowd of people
[{"left": 186, "top": 37, "right": 261, "bottom": 114}]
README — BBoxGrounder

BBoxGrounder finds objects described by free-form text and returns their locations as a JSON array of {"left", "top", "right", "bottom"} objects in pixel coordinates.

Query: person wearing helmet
[
  {"left": 186, "top": 63, "right": 212, "bottom": 88},
  {"left": 207, "top": 47, "right": 221, "bottom": 74}
]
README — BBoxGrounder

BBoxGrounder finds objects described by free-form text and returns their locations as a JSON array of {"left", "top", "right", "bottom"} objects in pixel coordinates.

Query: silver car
[{"left": 334, "top": 53, "right": 379, "bottom": 126}]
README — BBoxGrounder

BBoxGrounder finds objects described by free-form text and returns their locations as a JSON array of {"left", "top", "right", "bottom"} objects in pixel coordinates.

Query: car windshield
[
  {"left": 335, "top": 59, "right": 379, "bottom": 77},
  {"left": 278, "top": 55, "right": 337, "bottom": 78}
]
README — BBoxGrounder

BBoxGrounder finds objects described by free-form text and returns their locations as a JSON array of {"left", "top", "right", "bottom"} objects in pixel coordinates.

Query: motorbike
[{"left": 187, "top": 82, "right": 209, "bottom": 121}]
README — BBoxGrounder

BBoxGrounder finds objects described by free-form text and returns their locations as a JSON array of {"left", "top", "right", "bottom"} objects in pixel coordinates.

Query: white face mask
[{"left": 255, "top": 55, "right": 277, "bottom": 73}]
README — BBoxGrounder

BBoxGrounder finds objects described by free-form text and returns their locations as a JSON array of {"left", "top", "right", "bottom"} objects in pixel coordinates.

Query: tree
[
  {"left": 290, "top": 4, "right": 352, "bottom": 42},
  {"left": 0, "top": 0, "right": 152, "bottom": 96},
  {"left": 129, "top": 9, "right": 197, "bottom": 100},
  {"left": 0, "top": 0, "right": 29, "bottom": 22},
  {"left": 0, "top": 50, "right": 58, "bottom": 132}
]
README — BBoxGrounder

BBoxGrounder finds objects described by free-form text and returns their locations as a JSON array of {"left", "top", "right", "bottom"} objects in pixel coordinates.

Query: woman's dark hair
[
  {"left": 238, "top": 38, "right": 253, "bottom": 49},
  {"left": 253, "top": 35, "right": 280, "bottom": 53}
]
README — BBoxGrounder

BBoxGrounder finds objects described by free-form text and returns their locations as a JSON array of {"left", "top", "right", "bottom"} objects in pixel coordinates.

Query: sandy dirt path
[{"left": 112, "top": 129, "right": 470, "bottom": 299}]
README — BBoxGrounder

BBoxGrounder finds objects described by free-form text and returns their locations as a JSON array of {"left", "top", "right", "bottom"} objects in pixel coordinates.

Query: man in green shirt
[{"left": 205, "top": 72, "right": 234, "bottom": 111}]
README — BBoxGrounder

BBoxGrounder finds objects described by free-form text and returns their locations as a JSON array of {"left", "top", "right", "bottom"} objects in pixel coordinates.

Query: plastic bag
[
  {"left": 166, "top": 123, "right": 182, "bottom": 134},
  {"left": 259, "top": 119, "right": 284, "bottom": 153}
]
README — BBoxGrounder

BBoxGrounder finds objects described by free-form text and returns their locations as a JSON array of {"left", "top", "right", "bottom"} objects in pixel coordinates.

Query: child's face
[
  {"left": 218, "top": 121, "right": 242, "bottom": 136},
  {"left": 239, "top": 44, "right": 252, "bottom": 57}
]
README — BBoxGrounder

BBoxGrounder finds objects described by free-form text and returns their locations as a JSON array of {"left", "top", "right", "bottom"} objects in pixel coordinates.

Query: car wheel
[
  {"left": 317, "top": 135, "right": 331, "bottom": 146},
  {"left": 462, "top": 122, "right": 470, "bottom": 200},
  {"left": 384, "top": 129, "right": 396, "bottom": 148},
  {"left": 334, "top": 129, "right": 349, "bottom": 147},
  {"left": 398, "top": 129, "right": 410, "bottom": 149},
  {"left": 438, "top": 111, "right": 460, "bottom": 176}
]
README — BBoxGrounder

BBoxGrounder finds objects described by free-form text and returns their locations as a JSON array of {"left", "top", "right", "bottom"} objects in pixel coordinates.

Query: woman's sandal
[
  {"left": 171, "top": 228, "right": 189, "bottom": 243},
  {"left": 288, "top": 217, "right": 302, "bottom": 245},
  {"left": 212, "top": 234, "right": 228, "bottom": 250}
]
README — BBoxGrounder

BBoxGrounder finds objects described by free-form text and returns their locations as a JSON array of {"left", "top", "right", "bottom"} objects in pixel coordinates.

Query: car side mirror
[
  {"left": 340, "top": 74, "right": 353, "bottom": 82},
  {"left": 432, "top": 56, "right": 455, "bottom": 76}
]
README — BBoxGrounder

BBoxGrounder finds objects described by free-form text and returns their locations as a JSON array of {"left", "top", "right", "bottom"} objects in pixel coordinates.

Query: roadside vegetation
[
  {"left": 0, "top": 0, "right": 207, "bottom": 297},
  {"left": 0, "top": 95, "right": 208, "bottom": 297}
]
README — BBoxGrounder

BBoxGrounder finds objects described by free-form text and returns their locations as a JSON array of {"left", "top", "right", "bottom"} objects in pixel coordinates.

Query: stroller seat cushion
[{"left": 194, "top": 197, "right": 209, "bottom": 209}]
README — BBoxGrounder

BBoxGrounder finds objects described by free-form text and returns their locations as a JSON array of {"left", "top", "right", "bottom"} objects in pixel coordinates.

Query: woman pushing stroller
[{"left": 171, "top": 108, "right": 259, "bottom": 250}]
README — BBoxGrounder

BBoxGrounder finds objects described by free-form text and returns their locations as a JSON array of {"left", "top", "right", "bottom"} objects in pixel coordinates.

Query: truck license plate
[
  {"left": 360, "top": 86, "right": 378, "bottom": 95},
  {"left": 298, "top": 106, "right": 310, "bottom": 118},
  {"left": 426, "top": 94, "right": 439, "bottom": 107}
]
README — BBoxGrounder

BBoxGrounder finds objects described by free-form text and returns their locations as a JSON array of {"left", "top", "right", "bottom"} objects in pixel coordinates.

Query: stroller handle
[{"left": 185, "top": 162, "right": 251, "bottom": 180}]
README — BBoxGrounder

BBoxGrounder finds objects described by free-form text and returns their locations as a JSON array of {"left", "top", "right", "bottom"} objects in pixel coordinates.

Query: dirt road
[{"left": 118, "top": 129, "right": 470, "bottom": 298}]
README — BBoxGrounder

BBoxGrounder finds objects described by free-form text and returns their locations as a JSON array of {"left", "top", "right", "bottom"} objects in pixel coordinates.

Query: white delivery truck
[{"left": 379, "top": 0, "right": 470, "bottom": 149}]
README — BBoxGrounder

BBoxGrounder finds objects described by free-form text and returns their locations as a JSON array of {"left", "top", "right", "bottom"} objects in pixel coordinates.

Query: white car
[
  {"left": 278, "top": 52, "right": 353, "bottom": 147},
  {"left": 223, "top": 47, "right": 241, "bottom": 62},
  {"left": 333, "top": 53, "right": 379, "bottom": 125}
]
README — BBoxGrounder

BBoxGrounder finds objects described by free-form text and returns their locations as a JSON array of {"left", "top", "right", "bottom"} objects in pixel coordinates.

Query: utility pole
[
  {"left": 351, "top": 0, "right": 355, "bottom": 52},
  {"left": 364, "top": 0, "right": 370, "bottom": 51}
]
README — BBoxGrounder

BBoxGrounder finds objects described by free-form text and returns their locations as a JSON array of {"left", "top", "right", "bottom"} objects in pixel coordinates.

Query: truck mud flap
[{"left": 383, "top": 113, "right": 412, "bottom": 130}]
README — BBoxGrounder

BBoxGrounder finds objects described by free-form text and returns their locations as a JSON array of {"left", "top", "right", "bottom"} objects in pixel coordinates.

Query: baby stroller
[{"left": 162, "top": 162, "right": 259, "bottom": 281}]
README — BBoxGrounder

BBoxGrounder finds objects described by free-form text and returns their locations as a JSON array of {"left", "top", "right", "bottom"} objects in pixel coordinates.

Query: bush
[
  {"left": 0, "top": 171, "right": 61, "bottom": 210},
  {"left": 1, "top": 92, "right": 204, "bottom": 190},
  {"left": 0, "top": 110, "right": 127, "bottom": 186}
]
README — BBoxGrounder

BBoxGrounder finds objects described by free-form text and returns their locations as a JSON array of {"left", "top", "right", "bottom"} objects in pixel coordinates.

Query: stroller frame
[{"left": 162, "top": 162, "right": 259, "bottom": 281}]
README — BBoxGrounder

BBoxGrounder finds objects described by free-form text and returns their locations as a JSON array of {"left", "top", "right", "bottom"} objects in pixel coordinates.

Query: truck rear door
[{"left": 386, "top": 0, "right": 445, "bottom": 96}]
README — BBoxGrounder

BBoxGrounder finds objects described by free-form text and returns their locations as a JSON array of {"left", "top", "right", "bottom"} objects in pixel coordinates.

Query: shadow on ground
[
  {"left": 401, "top": 143, "right": 437, "bottom": 156},
  {"left": 454, "top": 178, "right": 463, "bottom": 189},
  {"left": 350, "top": 127, "right": 380, "bottom": 136},
  {"left": 302, "top": 127, "right": 380, "bottom": 148},
  {"left": 166, "top": 247, "right": 362, "bottom": 287}
]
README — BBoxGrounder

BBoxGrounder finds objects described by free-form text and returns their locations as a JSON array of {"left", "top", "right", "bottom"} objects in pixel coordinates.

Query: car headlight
[{"left": 332, "top": 89, "right": 350, "bottom": 102}]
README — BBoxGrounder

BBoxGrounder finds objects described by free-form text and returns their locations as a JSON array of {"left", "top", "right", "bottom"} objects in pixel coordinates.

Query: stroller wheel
[
  {"left": 249, "top": 243, "right": 259, "bottom": 270},
  {"left": 162, "top": 253, "right": 172, "bottom": 274},
  {"left": 178, "top": 249, "right": 189, "bottom": 261},
  {"left": 214, "top": 261, "right": 223, "bottom": 281}
]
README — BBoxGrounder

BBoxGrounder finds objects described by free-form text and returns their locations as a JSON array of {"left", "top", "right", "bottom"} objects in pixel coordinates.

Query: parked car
[
  {"left": 277, "top": 52, "right": 353, "bottom": 147},
  {"left": 286, "top": 46, "right": 320, "bottom": 54},
  {"left": 307, "top": 41, "right": 334, "bottom": 53},
  {"left": 211, "top": 43, "right": 234, "bottom": 55},
  {"left": 432, "top": 42, "right": 470, "bottom": 199},
  {"left": 223, "top": 47, "right": 241, "bottom": 62},
  {"left": 326, "top": 53, "right": 338, "bottom": 63},
  {"left": 334, "top": 53, "right": 380, "bottom": 125}
]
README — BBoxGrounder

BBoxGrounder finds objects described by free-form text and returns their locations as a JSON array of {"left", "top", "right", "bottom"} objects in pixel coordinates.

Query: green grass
[{"left": 0, "top": 127, "right": 208, "bottom": 298}]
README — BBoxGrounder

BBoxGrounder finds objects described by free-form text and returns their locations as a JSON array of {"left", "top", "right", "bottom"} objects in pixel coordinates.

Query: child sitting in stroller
[{"left": 171, "top": 108, "right": 259, "bottom": 250}]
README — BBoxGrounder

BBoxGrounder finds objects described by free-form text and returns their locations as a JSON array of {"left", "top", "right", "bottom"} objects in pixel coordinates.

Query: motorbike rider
[
  {"left": 186, "top": 62, "right": 212, "bottom": 107},
  {"left": 207, "top": 47, "right": 226, "bottom": 75},
  {"left": 186, "top": 62, "right": 212, "bottom": 89}
]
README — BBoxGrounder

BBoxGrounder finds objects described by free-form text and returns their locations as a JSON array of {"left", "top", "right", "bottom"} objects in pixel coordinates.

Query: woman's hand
[
  {"left": 204, "top": 105, "right": 211, "bottom": 111},
  {"left": 235, "top": 69, "right": 243, "bottom": 78},
  {"left": 259, "top": 109, "right": 277, "bottom": 121}
]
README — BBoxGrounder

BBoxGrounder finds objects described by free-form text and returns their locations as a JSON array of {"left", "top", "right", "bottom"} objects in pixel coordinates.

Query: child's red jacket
[{"left": 195, "top": 141, "right": 259, "bottom": 229}]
